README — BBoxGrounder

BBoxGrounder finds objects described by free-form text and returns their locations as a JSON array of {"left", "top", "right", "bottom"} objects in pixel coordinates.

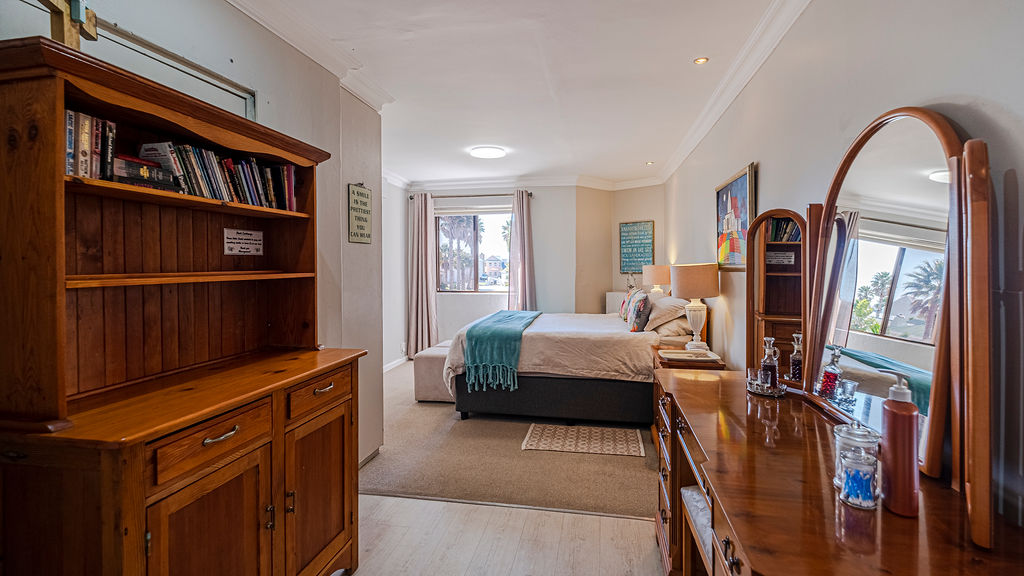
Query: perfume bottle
[
  {"left": 760, "top": 337, "right": 780, "bottom": 390},
  {"left": 789, "top": 333, "right": 803, "bottom": 381},
  {"left": 818, "top": 347, "right": 843, "bottom": 398}
]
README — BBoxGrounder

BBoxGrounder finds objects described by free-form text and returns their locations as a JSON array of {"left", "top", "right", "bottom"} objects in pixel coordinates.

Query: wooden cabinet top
[
  {"left": 25, "top": 348, "right": 365, "bottom": 447},
  {"left": 656, "top": 368, "right": 1024, "bottom": 575},
  {"left": 0, "top": 36, "right": 330, "bottom": 165}
]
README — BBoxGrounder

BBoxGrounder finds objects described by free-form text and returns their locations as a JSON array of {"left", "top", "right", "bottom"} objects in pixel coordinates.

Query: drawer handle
[
  {"left": 286, "top": 490, "right": 297, "bottom": 514},
  {"left": 265, "top": 505, "right": 276, "bottom": 530},
  {"left": 660, "top": 509, "right": 668, "bottom": 524},
  {"left": 202, "top": 425, "right": 240, "bottom": 447},
  {"left": 313, "top": 382, "right": 335, "bottom": 396},
  {"left": 728, "top": 556, "right": 741, "bottom": 574},
  {"left": 660, "top": 396, "right": 671, "bottom": 407},
  {"left": 659, "top": 426, "right": 669, "bottom": 438},
  {"left": 661, "top": 468, "right": 669, "bottom": 482},
  {"left": 721, "top": 536, "right": 732, "bottom": 555},
  {"left": 675, "top": 416, "right": 686, "bottom": 432}
]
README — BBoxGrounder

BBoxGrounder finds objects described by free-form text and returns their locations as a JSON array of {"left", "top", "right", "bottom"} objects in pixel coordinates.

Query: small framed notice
[
  {"left": 765, "top": 251, "right": 795, "bottom": 265},
  {"left": 224, "top": 228, "right": 263, "bottom": 255},
  {"left": 348, "top": 183, "right": 372, "bottom": 244}
]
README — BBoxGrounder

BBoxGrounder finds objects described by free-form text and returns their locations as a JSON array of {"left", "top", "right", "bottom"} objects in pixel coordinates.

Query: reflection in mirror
[{"left": 814, "top": 117, "right": 948, "bottom": 454}]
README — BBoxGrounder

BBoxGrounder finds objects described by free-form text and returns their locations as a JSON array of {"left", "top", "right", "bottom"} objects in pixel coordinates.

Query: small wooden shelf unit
[{"left": 0, "top": 36, "right": 362, "bottom": 576}]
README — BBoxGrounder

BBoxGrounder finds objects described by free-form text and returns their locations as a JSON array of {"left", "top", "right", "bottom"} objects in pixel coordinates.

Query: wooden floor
[{"left": 357, "top": 494, "right": 663, "bottom": 575}]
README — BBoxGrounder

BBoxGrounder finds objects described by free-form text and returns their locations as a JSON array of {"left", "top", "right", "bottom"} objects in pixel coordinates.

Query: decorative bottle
[
  {"left": 789, "top": 333, "right": 803, "bottom": 381},
  {"left": 818, "top": 347, "right": 843, "bottom": 398},
  {"left": 760, "top": 337, "right": 780, "bottom": 391},
  {"left": 880, "top": 370, "right": 919, "bottom": 517}
]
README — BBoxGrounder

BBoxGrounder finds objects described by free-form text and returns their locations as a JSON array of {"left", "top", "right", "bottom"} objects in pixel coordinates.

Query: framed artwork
[
  {"left": 619, "top": 220, "right": 655, "bottom": 274},
  {"left": 715, "top": 163, "right": 757, "bottom": 269}
]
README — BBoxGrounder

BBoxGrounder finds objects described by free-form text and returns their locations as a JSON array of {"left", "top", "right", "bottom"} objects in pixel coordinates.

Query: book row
[
  {"left": 65, "top": 111, "right": 298, "bottom": 211},
  {"left": 767, "top": 217, "right": 802, "bottom": 242}
]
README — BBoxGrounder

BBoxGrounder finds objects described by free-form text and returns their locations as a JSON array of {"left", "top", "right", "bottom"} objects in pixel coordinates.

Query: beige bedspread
[{"left": 444, "top": 313, "right": 660, "bottom": 395}]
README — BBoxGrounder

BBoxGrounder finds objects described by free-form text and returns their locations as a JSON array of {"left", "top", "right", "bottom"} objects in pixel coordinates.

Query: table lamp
[
  {"left": 642, "top": 265, "right": 671, "bottom": 294},
  {"left": 670, "top": 263, "right": 720, "bottom": 351}
]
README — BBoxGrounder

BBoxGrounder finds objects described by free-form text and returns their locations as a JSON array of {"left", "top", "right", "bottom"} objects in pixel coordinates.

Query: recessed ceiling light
[
  {"left": 645, "top": 161, "right": 655, "bottom": 166},
  {"left": 693, "top": 57, "right": 709, "bottom": 65},
  {"left": 928, "top": 169, "right": 951, "bottom": 183},
  {"left": 469, "top": 146, "right": 507, "bottom": 159}
]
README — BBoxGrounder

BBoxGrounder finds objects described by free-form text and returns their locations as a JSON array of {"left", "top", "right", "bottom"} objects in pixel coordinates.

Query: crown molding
[
  {"left": 408, "top": 175, "right": 585, "bottom": 192},
  {"left": 382, "top": 170, "right": 411, "bottom": 189},
  {"left": 655, "top": 0, "right": 811, "bottom": 184},
  {"left": 610, "top": 176, "right": 664, "bottom": 191},
  {"left": 341, "top": 70, "right": 395, "bottom": 113},
  {"left": 224, "top": 0, "right": 394, "bottom": 111}
]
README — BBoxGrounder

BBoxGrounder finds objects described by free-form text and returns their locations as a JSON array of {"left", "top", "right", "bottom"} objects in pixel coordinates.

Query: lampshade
[
  {"left": 642, "top": 265, "right": 671, "bottom": 287},
  {"left": 670, "top": 263, "right": 720, "bottom": 299}
]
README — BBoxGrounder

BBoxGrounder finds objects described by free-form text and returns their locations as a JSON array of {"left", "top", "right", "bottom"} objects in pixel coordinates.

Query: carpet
[
  {"left": 359, "top": 361, "right": 658, "bottom": 517},
  {"left": 521, "top": 423, "right": 645, "bottom": 457}
]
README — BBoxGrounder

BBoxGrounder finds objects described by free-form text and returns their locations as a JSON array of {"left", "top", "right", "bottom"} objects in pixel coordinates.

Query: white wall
[
  {"left": 436, "top": 293, "right": 508, "bottom": 342},
  {"left": 611, "top": 184, "right": 667, "bottom": 291},
  {"left": 575, "top": 186, "right": 612, "bottom": 313},
  {"left": 664, "top": 0, "right": 1024, "bottom": 522},
  {"left": 381, "top": 180, "right": 408, "bottom": 367}
]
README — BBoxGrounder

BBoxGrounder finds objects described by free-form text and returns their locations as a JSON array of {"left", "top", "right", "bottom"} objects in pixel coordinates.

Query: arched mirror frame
[{"left": 804, "top": 106, "right": 994, "bottom": 548}]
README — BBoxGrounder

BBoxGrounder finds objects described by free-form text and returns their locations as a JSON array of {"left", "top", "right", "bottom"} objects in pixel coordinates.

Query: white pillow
[
  {"left": 645, "top": 296, "right": 689, "bottom": 331},
  {"left": 653, "top": 316, "right": 693, "bottom": 336}
]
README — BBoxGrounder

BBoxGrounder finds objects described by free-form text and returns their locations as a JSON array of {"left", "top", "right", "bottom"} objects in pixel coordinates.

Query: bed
[{"left": 443, "top": 312, "right": 692, "bottom": 424}]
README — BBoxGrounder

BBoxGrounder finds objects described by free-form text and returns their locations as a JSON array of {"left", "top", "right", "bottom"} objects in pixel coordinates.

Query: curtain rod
[{"left": 408, "top": 191, "right": 533, "bottom": 200}]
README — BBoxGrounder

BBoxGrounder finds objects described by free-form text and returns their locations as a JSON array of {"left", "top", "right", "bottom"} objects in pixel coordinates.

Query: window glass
[
  {"left": 437, "top": 213, "right": 511, "bottom": 292},
  {"left": 885, "top": 247, "right": 944, "bottom": 342},
  {"left": 477, "top": 214, "right": 511, "bottom": 292},
  {"left": 850, "top": 241, "right": 899, "bottom": 335}
]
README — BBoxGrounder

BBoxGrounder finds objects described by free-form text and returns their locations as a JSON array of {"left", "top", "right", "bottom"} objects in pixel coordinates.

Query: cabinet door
[
  {"left": 147, "top": 444, "right": 272, "bottom": 576},
  {"left": 285, "top": 401, "right": 353, "bottom": 576}
]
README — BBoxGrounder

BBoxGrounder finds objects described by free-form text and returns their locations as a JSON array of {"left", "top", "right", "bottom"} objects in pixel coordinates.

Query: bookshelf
[
  {"left": 0, "top": 36, "right": 362, "bottom": 575},
  {"left": 746, "top": 209, "right": 810, "bottom": 384}
]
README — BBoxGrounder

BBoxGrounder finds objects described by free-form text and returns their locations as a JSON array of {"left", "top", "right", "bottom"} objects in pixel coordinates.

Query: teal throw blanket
[
  {"left": 465, "top": 310, "right": 541, "bottom": 392},
  {"left": 827, "top": 345, "right": 932, "bottom": 415}
]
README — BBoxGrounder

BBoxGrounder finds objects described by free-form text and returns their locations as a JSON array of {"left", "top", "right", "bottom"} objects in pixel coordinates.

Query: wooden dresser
[
  {"left": 653, "top": 369, "right": 1024, "bottom": 575},
  {"left": 0, "top": 37, "right": 363, "bottom": 575}
]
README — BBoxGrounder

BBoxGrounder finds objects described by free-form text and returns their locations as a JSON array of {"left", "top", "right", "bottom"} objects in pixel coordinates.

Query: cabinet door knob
[
  {"left": 675, "top": 416, "right": 686, "bottom": 432},
  {"left": 660, "top": 509, "right": 668, "bottom": 524},
  {"left": 202, "top": 425, "right": 239, "bottom": 447},
  {"left": 720, "top": 536, "right": 732, "bottom": 555},
  {"left": 660, "top": 468, "right": 668, "bottom": 482},
  {"left": 659, "top": 426, "right": 669, "bottom": 438},
  {"left": 728, "top": 556, "right": 741, "bottom": 574}
]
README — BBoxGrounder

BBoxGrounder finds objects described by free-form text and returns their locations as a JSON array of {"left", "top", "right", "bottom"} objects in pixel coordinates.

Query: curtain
[
  {"left": 407, "top": 192, "right": 438, "bottom": 358},
  {"left": 508, "top": 189, "right": 537, "bottom": 311}
]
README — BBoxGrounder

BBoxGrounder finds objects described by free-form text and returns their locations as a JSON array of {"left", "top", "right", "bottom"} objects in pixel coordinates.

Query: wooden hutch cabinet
[{"left": 0, "top": 37, "right": 362, "bottom": 575}]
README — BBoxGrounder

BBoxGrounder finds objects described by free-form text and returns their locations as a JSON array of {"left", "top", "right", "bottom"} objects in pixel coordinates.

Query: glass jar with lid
[
  {"left": 833, "top": 420, "right": 880, "bottom": 489},
  {"left": 839, "top": 447, "right": 879, "bottom": 510}
]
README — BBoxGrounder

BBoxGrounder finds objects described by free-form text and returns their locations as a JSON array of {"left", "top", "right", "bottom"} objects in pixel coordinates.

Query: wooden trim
[
  {"left": 65, "top": 271, "right": 315, "bottom": 289},
  {"left": 0, "top": 36, "right": 330, "bottom": 164}
]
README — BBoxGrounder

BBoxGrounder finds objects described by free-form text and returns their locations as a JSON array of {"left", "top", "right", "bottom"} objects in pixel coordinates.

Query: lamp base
[{"left": 685, "top": 340, "right": 709, "bottom": 351}]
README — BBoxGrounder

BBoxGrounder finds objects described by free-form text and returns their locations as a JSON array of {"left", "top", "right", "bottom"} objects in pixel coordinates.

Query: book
[
  {"left": 111, "top": 175, "right": 182, "bottom": 193},
  {"left": 186, "top": 146, "right": 215, "bottom": 199},
  {"left": 113, "top": 157, "right": 177, "bottom": 187},
  {"left": 90, "top": 117, "right": 102, "bottom": 178},
  {"left": 139, "top": 142, "right": 190, "bottom": 194},
  {"left": 74, "top": 112, "right": 91, "bottom": 177},
  {"left": 285, "top": 165, "right": 296, "bottom": 211},
  {"left": 263, "top": 167, "right": 277, "bottom": 209},
  {"left": 101, "top": 120, "right": 116, "bottom": 180},
  {"left": 64, "top": 111, "right": 75, "bottom": 175}
]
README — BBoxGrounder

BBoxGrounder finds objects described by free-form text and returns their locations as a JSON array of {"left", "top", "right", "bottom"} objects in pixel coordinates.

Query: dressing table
[{"left": 654, "top": 369, "right": 1023, "bottom": 575}]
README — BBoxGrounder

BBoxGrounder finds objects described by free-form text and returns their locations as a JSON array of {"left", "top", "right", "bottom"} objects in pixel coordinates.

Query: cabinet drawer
[
  {"left": 711, "top": 490, "right": 751, "bottom": 576},
  {"left": 151, "top": 400, "right": 272, "bottom": 488},
  {"left": 287, "top": 366, "right": 352, "bottom": 421}
]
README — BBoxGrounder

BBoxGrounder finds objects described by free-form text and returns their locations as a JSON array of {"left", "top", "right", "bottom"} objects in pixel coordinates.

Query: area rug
[
  {"left": 359, "top": 361, "right": 658, "bottom": 517},
  {"left": 521, "top": 423, "right": 645, "bottom": 457}
]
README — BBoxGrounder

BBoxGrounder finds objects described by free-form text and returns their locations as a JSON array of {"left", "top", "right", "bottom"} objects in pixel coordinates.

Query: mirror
[{"left": 807, "top": 109, "right": 963, "bottom": 476}]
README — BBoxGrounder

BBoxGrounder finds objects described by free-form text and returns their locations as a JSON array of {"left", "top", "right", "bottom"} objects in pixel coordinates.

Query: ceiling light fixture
[
  {"left": 928, "top": 169, "right": 951, "bottom": 183},
  {"left": 469, "top": 146, "right": 507, "bottom": 159},
  {"left": 645, "top": 161, "right": 655, "bottom": 166},
  {"left": 693, "top": 57, "right": 709, "bottom": 65}
]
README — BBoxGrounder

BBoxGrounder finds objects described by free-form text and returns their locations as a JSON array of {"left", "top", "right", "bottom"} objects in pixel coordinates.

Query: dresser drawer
[
  {"left": 150, "top": 399, "right": 272, "bottom": 489},
  {"left": 711, "top": 487, "right": 751, "bottom": 576},
  {"left": 287, "top": 366, "right": 352, "bottom": 421}
]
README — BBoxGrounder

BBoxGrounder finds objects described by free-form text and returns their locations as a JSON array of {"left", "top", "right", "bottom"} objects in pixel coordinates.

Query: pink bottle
[{"left": 880, "top": 370, "right": 919, "bottom": 517}]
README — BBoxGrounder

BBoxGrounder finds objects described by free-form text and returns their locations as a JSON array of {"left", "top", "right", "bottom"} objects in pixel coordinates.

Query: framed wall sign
[
  {"left": 716, "top": 163, "right": 757, "bottom": 269},
  {"left": 348, "top": 183, "right": 372, "bottom": 243},
  {"left": 619, "top": 220, "right": 655, "bottom": 274}
]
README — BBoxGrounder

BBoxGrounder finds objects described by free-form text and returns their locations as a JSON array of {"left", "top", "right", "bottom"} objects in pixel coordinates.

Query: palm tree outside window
[
  {"left": 436, "top": 213, "right": 512, "bottom": 292},
  {"left": 849, "top": 238, "right": 944, "bottom": 344}
]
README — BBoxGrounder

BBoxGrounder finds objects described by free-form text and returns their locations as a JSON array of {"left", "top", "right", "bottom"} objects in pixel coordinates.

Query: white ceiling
[{"left": 227, "top": 0, "right": 810, "bottom": 189}]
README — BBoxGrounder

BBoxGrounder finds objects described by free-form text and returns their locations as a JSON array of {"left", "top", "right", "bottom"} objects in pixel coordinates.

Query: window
[
  {"left": 850, "top": 239, "right": 944, "bottom": 344},
  {"left": 437, "top": 213, "right": 511, "bottom": 292}
]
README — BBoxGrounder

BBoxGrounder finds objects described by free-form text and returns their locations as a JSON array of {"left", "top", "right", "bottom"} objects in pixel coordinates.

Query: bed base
[{"left": 453, "top": 374, "right": 653, "bottom": 425}]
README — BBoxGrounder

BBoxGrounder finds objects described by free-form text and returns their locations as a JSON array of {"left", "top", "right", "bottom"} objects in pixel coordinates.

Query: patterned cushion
[
  {"left": 626, "top": 293, "right": 652, "bottom": 332},
  {"left": 620, "top": 287, "right": 642, "bottom": 320}
]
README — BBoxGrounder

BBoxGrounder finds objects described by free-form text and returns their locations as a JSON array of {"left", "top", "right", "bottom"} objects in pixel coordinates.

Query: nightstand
[{"left": 653, "top": 345, "right": 726, "bottom": 370}]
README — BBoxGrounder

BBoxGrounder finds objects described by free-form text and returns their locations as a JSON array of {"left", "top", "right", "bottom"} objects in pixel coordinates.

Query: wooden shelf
[
  {"left": 754, "top": 312, "right": 801, "bottom": 323},
  {"left": 766, "top": 240, "right": 801, "bottom": 245},
  {"left": 66, "top": 270, "right": 315, "bottom": 288},
  {"left": 766, "top": 272, "right": 801, "bottom": 277},
  {"left": 65, "top": 176, "right": 311, "bottom": 219}
]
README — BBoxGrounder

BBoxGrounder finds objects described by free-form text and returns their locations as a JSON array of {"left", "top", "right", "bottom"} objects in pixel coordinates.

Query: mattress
[{"left": 444, "top": 313, "right": 661, "bottom": 394}]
